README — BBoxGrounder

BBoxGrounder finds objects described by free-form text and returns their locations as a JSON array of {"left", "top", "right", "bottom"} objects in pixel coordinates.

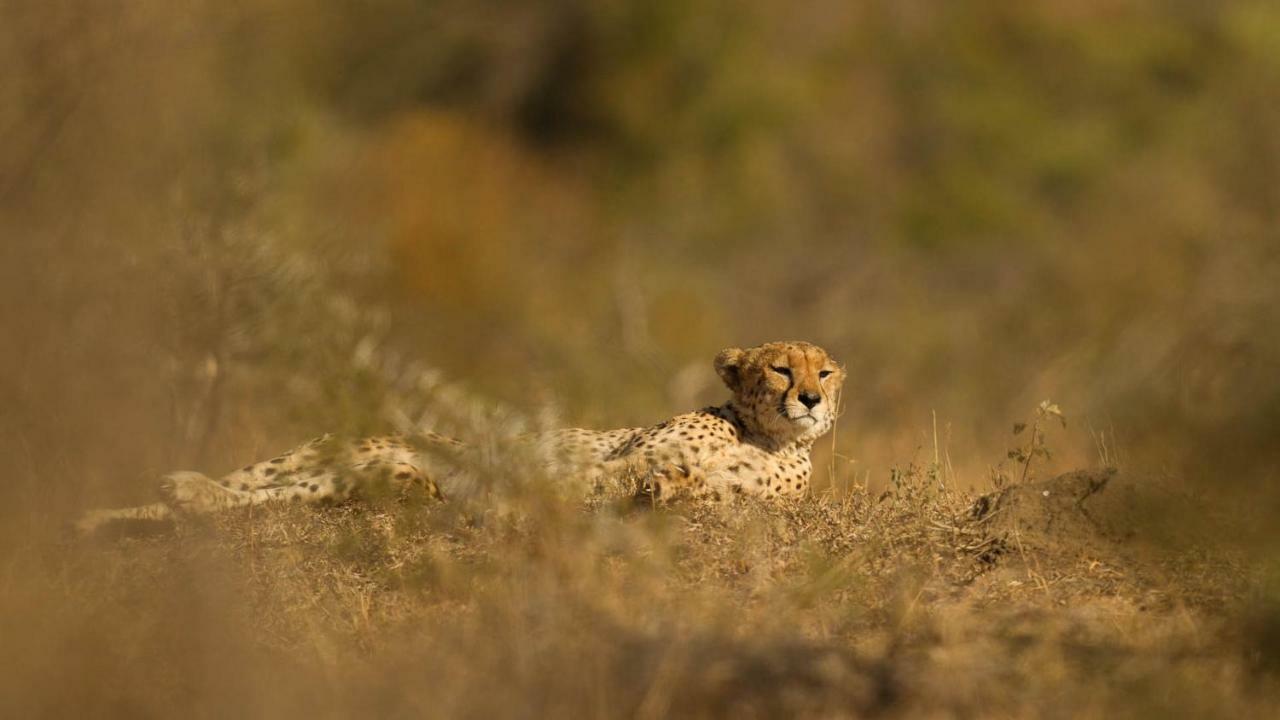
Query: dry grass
[
  {"left": 2, "top": 460, "right": 1272, "bottom": 718},
  {"left": 5, "top": 2, "right": 1280, "bottom": 716}
]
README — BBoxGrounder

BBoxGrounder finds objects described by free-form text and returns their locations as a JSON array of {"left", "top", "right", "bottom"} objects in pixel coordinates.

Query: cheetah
[{"left": 76, "top": 341, "right": 844, "bottom": 534}]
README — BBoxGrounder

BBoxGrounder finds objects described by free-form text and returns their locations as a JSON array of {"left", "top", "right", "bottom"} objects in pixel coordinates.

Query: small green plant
[{"left": 992, "top": 400, "right": 1066, "bottom": 489}]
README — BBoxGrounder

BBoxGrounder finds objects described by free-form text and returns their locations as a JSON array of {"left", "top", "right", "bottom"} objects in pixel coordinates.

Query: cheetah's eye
[
  {"left": 771, "top": 366, "right": 792, "bottom": 377},
  {"left": 819, "top": 370, "right": 834, "bottom": 379}
]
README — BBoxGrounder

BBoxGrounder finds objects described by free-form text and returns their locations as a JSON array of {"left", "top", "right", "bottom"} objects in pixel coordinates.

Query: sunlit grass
[{"left": 4, "top": 1, "right": 1280, "bottom": 715}]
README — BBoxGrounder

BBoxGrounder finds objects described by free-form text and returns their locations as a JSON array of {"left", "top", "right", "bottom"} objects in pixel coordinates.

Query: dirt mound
[
  {"left": 966, "top": 467, "right": 1217, "bottom": 557},
  {"left": 968, "top": 468, "right": 1119, "bottom": 552},
  {"left": 954, "top": 468, "right": 1243, "bottom": 612}
]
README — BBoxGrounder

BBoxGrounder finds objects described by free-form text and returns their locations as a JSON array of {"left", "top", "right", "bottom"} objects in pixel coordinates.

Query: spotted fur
[{"left": 76, "top": 341, "right": 844, "bottom": 533}]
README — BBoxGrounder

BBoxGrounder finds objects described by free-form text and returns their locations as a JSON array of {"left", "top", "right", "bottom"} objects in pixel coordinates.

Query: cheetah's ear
[{"left": 714, "top": 347, "right": 746, "bottom": 392}]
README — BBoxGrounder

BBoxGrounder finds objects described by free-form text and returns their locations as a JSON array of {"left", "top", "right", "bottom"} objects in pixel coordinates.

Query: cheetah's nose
[{"left": 799, "top": 391, "right": 821, "bottom": 409}]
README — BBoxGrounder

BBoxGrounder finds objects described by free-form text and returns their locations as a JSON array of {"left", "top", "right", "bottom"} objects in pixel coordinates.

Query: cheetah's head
[{"left": 714, "top": 341, "right": 845, "bottom": 444}]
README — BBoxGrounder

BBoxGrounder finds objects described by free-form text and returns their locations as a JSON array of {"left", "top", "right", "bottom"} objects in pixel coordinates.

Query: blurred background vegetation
[
  {"left": 5, "top": 0, "right": 1277, "bottom": 497},
  {"left": 2, "top": 1, "right": 1280, "bottom": 712}
]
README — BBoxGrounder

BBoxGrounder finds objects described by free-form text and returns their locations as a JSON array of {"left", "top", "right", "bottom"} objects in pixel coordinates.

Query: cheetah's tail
[{"left": 74, "top": 501, "right": 177, "bottom": 538}]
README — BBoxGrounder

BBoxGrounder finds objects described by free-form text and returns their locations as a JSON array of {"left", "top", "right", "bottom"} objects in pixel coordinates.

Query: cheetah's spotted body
[{"left": 77, "top": 342, "right": 844, "bottom": 533}]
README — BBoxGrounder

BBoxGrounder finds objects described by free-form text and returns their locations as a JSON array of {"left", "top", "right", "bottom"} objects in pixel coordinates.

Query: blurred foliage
[
  {"left": 4, "top": 0, "right": 1280, "bottom": 503},
  {"left": 4, "top": 0, "right": 1280, "bottom": 494},
  {"left": 4, "top": 1, "right": 1280, "bottom": 715}
]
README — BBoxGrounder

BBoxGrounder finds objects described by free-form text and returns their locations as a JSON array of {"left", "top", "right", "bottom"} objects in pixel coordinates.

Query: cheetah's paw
[{"left": 159, "top": 471, "right": 223, "bottom": 513}]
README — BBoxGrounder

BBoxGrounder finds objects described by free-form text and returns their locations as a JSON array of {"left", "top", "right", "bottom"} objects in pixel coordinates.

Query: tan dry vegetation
[
  {"left": 2, "top": 463, "right": 1269, "bottom": 718},
  {"left": 4, "top": 1, "right": 1280, "bottom": 717}
]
